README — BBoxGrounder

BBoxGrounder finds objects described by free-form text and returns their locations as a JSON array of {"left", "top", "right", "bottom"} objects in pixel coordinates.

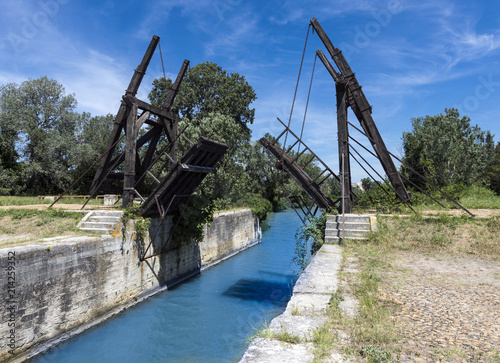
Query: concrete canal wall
[{"left": 0, "top": 209, "right": 260, "bottom": 363}]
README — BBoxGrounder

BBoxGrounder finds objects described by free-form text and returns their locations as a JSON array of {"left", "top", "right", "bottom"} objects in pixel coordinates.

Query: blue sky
[{"left": 1, "top": 0, "right": 499, "bottom": 182}]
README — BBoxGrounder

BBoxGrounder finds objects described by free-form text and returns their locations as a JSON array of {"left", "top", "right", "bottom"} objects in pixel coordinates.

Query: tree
[
  {"left": 0, "top": 76, "right": 80, "bottom": 194},
  {"left": 149, "top": 62, "right": 257, "bottom": 127},
  {"left": 70, "top": 113, "right": 115, "bottom": 193},
  {"left": 148, "top": 62, "right": 258, "bottom": 204},
  {"left": 402, "top": 108, "right": 494, "bottom": 188},
  {"left": 485, "top": 142, "right": 500, "bottom": 195},
  {"left": 0, "top": 84, "right": 21, "bottom": 194},
  {"left": 244, "top": 135, "right": 291, "bottom": 208},
  {"left": 179, "top": 112, "right": 253, "bottom": 202}
]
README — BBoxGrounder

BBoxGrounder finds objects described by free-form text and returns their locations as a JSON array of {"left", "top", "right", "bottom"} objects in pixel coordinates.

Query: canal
[{"left": 34, "top": 210, "right": 302, "bottom": 363}]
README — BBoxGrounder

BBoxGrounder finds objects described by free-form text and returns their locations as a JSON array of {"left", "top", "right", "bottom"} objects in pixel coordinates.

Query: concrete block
[
  {"left": 239, "top": 338, "right": 315, "bottom": 363},
  {"left": 103, "top": 194, "right": 119, "bottom": 206}
]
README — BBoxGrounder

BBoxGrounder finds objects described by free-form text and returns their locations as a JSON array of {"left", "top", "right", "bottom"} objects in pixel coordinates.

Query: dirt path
[{"left": 379, "top": 253, "right": 500, "bottom": 362}]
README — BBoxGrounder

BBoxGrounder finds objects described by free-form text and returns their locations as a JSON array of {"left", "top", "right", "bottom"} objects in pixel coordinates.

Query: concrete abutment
[{"left": 0, "top": 209, "right": 260, "bottom": 363}]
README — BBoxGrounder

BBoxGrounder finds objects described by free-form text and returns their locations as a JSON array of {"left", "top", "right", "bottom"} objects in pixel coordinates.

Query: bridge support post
[
  {"left": 123, "top": 103, "right": 138, "bottom": 208},
  {"left": 337, "top": 81, "right": 352, "bottom": 213}
]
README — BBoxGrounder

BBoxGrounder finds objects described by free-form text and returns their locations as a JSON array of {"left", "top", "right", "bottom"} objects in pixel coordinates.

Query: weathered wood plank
[
  {"left": 123, "top": 103, "right": 138, "bottom": 208},
  {"left": 162, "top": 59, "right": 189, "bottom": 109},
  {"left": 138, "top": 138, "right": 228, "bottom": 216},
  {"left": 259, "top": 137, "right": 336, "bottom": 210},
  {"left": 90, "top": 35, "right": 159, "bottom": 196},
  {"left": 336, "top": 81, "right": 352, "bottom": 213},
  {"left": 311, "top": 18, "right": 410, "bottom": 203}
]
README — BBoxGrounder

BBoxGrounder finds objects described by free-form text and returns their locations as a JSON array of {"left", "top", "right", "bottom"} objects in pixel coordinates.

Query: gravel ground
[{"left": 379, "top": 253, "right": 500, "bottom": 362}]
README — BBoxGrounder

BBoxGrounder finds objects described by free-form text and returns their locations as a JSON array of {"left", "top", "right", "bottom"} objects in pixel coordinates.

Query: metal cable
[
  {"left": 280, "top": 24, "right": 312, "bottom": 191},
  {"left": 283, "top": 23, "right": 311, "bottom": 150},
  {"left": 158, "top": 40, "right": 167, "bottom": 81},
  {"left": 298, "top": 53, "right": 317, "bottom": 154}
]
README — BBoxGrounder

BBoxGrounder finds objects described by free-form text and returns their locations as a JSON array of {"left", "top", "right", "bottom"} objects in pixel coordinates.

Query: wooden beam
[
  {"left": 138, "top": 138, "right": 228, "bottom": 217},
  {"left": 123, "top": 103, "right": 138, "bottom": 208},
  {"left": 179, "top": 164, "right": 216, "bottom": 173},
  {"left": 316, "top": 50, "right": 343, "bottom": 84},
  {"left": 163, "top": 59, "right": 190, "bottom": 109},
  {"left": 260, "top": 137, "right": 335, "bottom": 210},
  {"left": 135, "top": 128, "right": 162, "bottom": 191},
  {"left": 90, "top": 36, "right": 159, "bottom": 196},
  {"left": 125, "top": 35, "right": 159, "bottom": 97},
  {"left": 311, "top": 17, "right": 410, "bottom": 203},
  {"left": 89, "top": 104, "right": 126, "bottom": 195},
  {"left": 135, "top": 111, "right": 151, "bottom": 131},
  {"left": 123, "top": 95, "right": 176, "bottom": 120},
  {"left": 337, "top": 81, "right": 352, "bottom": 213},
  {"left": 105, "top": 125, "right": 162, "bottom": 174}
]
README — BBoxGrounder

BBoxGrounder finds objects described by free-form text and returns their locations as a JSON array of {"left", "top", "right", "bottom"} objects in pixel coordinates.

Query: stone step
[
  {"left": 81, "top": 221, "right": 116, "bottom": 229},
  {"left": 325, "top": 235, "right": 368, "bottom": 244},
  {"left": 324, "top": 214, "right": 376, "bottom": 244},
  {"left": 325, "top": 228, "right": 370, "bottom": 238},
  {"left": 326, "top": 214, "right": 371, "bottom": 223},
  {"left": 326, "top": 221, "right": 370, "bottom": 231},
  {"left": 88, "top": 216, "right": 121, "bottom": 223},
  {"left": 78, "top": 210, "right": 123, "bottom": 235},
  {"left": 92, "top": 211, "right": 123, "bottom": 217},
  {"left": 79, "top": 227, "right": 112, "bottom": 233}
]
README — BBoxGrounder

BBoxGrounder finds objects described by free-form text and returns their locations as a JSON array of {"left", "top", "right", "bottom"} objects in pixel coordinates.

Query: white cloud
[
  {"left": 203, "top": 15, "right": 261, "bottom": 57},
  {"left": 0, "top": 71, "right": 28, "bottom": 86},
  {"left": 55, "top": 50, "right": 130, "bottom": 116}
]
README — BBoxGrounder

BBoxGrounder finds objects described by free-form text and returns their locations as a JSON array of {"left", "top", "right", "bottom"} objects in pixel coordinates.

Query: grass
[
  {"left": 308, "top": 211, "right": 500, "bottom": 361},
  {"left": 353, "top": 184, "right": 500, "bottom": 214},
  {"left": 0, "top": 208, "right": 93, "bottom": 247},
  {"left": 410, "top": 185, "right": 500, "bottom": 211},
  {"left": 311, "top": 325, "right": 337, "bottom": 362},
  {"left": 370, "top": 214, "right": 500, "bottom": 259},
  {"left": 305, "top": 242, "right": 397, "bottom": 362},
  {"left": 251, "top": 323, "right": 303, "bottom": 345},
  {"left": 0, "top": 196, "right": 104, "bottom": 206}
]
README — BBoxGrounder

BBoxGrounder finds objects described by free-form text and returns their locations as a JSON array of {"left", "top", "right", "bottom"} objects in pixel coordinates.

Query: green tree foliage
[
  {"left": 179, "top": 112, "right": 253, "bottom": 202},
  {"left": 0, "top": 77, "right": 80, "bottom": 194},
  {"left": 485, "top": 142, "right": 500, "bottom": 195},
  {"left": 0, "top": 77, "right": 116, "bottom": 195},
  {"left": 244, "top": 135, "right": 290, "bottom": 208},
  {"left": 357, "top": 177, "right": 398, "bottom": 208},
  {"left": 0, "top": 84, "right": 20, "bottom": 194},
  {"left": 148, "top": 62, "right": 261, "bottom": 206},
  {"left": 149, "top": 62, "right": 257, "bottom": 127},
  {"left": 402, "top": 108, "right": 494, "bottom": 188},
  {"left": 71, "top": 113, "right": 115, "bottom": 193}
]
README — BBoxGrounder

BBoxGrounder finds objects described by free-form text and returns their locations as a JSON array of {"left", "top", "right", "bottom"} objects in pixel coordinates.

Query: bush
[
  {"left": 293, "top": 214, "right": 326, "bottom": 270},
  {"left": 360, "top": 345, "right": 392, "bottom": 363},
  {"left": 409, "top": 183, "right": 500, "bottom": 210},
  {"left": 0, "top": 188, "right": 12, "bottom": 196},
  {"left": 236, "top": 195, "right": 273, "bottom": 221}
]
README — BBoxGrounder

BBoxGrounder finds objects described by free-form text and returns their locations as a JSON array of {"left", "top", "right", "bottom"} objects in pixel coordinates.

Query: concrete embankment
[
  {"left": 0, "top": 209, "right": 260, "bottom": 363},
  {"left": 239, "top": 244, "right": 344, "bottom": 363}
]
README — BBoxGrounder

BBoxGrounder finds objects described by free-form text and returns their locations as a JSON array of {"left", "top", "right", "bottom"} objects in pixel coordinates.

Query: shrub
[{"left": 236, "top": 195, "right": 273, "bottom": 221}]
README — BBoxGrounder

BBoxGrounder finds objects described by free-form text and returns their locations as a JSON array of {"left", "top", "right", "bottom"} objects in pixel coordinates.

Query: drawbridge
[
  {"left": 259, "top": 117, "right": 358, "bottom": 213},
  {"left": 52, "top": 35, "right": 227, "bottom": 218},
  {"left": 261, "top": 18, "right": 472, "bottom": 217}
]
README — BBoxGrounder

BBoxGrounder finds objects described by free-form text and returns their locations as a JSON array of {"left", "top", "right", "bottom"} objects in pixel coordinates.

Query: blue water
[{"left": 34, "top": 210, "right": 301, "bottom": 363}]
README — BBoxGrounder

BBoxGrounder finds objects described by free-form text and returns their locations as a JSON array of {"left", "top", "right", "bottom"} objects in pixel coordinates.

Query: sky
[{"left": 1, "top": 0, "right": 500, "bottom": 182}]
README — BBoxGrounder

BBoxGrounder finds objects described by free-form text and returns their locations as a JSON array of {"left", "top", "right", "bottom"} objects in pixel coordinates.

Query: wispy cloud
[
  {"left": 406, "top": 0, "right": 500, "bottom": 69},
  {"left": 134, "top": 0, "right": 204, "bottom": 40},
  {"left": 55, "top": 50, "right": 130, "bottom": 116},
  {"left": 203, "top": 15, "right": 261, "bottom": 57}
]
